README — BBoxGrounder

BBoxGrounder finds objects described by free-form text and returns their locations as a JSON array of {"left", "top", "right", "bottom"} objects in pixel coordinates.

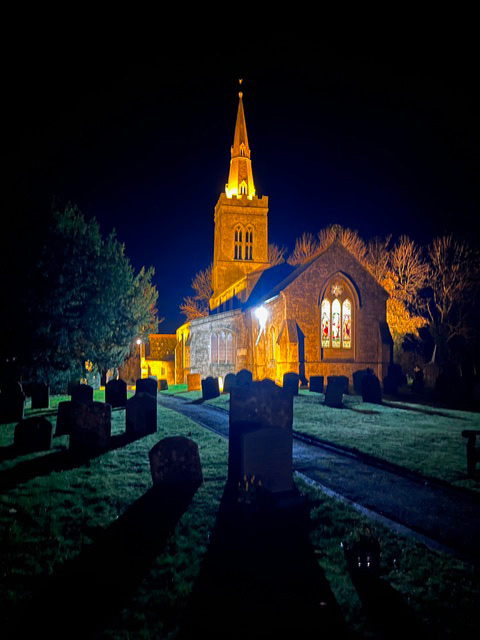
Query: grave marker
[
  {"left": 69, "top": 402, "right": 111, "bottom": 453},
  {"left": 149, "top": 436, "right": 203, "bottom": 488},
  {"left": 126, "top": 392, "right": 157, "bottom": 437},
  {"left": 105, "top": 379, "right": 127, "bottom": 408},
  {"left": 324, "top": 377, "right": 345, "bottom": 408},
  {"left": 201, "top": 376, "right": 220, "bottom": 400},
  {"left": 187, "top": 373, "right": 201, "bottom": 391},
  {"left": 309, "top": 375, "right": 324, "bottom": 393},
  {"left": 283, "top": 372, "right": 299, "bottom": 395},
  {"left": 136, "top": 377, "right": 158, "bottom": 398},
  {"left": 14, "top": 416, "right": 53, "bottom": 452}
]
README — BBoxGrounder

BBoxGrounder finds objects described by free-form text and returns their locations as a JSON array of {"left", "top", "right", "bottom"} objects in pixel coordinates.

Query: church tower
[{"left": 211, "top": 83, "right": 269, "bottom": 307}]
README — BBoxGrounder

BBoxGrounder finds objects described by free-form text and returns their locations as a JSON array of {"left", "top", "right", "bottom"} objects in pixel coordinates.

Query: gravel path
[{"left": 158, "top": 393, "right": 480, "bottom": 566}]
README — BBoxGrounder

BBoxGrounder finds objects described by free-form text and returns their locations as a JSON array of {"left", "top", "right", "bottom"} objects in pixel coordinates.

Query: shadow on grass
[
  {"left": 0, "top": 431, "right": 151, "bottom": 490},
  {"left": 178, "top": 482, "right": 348, "bottom": 640},
  {"left": 6, "top": 482, "right": 200, "bottom": 640}
]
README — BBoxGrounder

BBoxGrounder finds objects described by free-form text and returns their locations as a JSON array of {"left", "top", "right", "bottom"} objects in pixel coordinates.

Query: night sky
[{"left": 3, "top": 42, "right": 478, "bottom": 333}]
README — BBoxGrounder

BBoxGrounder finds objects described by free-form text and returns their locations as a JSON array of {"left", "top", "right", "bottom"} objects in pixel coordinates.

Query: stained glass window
[
  {"left": 332, "top": 299, "right": 341, "bottom": 348},
  {"left": 321, "top": 300, "right": 330, "bottom": 348},
  {"left": 211, "top": 333, "right": 218, "bottom": 363},
  {"left": 342, "top": 299, "right": 351, "bottom": 349}
]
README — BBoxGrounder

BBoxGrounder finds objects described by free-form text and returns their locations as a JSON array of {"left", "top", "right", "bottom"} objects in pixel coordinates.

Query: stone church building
[{"left": 167, "top": 88, "right": 392, "bottom": 388}]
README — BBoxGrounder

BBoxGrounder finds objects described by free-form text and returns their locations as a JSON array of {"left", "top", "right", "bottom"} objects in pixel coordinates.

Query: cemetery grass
[
  {"left": 200, "top": 390, "right": 480, "bottom": 493},
  {"left": 0, "top": 398, "right": 478, "bottom": 638}
]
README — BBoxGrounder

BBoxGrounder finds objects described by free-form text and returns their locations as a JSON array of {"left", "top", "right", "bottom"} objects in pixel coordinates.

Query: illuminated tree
[
  {"left": 268, "top": 243, "right": 287, "bottom": 266},
  {"left": 180, "top": 263, "right": 213, "bottom": 321},
  {"left": 287, "top": 232, "right": 319, "bottom": 265}
]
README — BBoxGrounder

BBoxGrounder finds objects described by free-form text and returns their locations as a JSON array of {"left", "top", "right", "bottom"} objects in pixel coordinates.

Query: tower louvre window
[
  {"left": 246, "top": 226, "right": 253, "bottom": 261},
  {"left": 234, "top": 226, "right": 243, "bottom": 260}
]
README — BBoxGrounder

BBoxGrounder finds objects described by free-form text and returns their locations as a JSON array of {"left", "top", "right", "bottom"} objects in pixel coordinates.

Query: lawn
[{"left": 0, "top": 394, "right": 479, "bottom": 638}]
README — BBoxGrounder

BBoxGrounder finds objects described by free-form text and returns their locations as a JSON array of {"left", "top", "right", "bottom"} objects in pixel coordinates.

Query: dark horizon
[{"left": 3, "top": 46, "right": 478, "bottom": 333}]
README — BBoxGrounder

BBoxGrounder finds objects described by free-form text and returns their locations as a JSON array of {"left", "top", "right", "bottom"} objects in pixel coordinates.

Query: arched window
[
  {"left": 240, "top": 180, "right": 247, "bottom": 195},
  {"left": 245, "top": 226, "right": 253, "bottom": 260},
  {"left": 320, "top": 281, "right": 354, "bottom": 352},
  {"left": 234, "top": 226, "right": 243, "bottom": 260},
  {"left": 210, "top": 330, "right": 236, "bottom": 364}
]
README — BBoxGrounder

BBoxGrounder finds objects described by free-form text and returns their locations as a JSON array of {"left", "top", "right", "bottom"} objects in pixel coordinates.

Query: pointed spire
[{"left": 225, "top": 80, "right": 256, "bottom": 199}]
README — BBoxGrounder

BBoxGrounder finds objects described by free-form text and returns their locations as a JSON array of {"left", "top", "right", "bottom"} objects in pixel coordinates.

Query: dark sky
[{"left": 4, "top": 42, "right": 478, "bottom": 332}]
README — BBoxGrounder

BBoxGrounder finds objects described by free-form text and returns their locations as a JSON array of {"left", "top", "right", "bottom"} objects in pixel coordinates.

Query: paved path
[{"left": 158, "top": 393, "right": 480, "bottom": 566}]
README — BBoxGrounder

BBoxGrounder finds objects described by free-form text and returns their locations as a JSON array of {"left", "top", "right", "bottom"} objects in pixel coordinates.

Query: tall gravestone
[
  {"left": 236, "top": 369, "right": 253, "bottom": 387},
  {"left": 56, "top": 401, "right": 75, "bottom": 436},
  {"left": 136, "top": 377, "right": 157, "bottom": 399},
  {"left": 69, "top": 402, "right": 111, "bottom": 453},
  {"left": 352, "top": 369, "right": 369, "bottom": 395},
  {"left": 105, "top": 379, "right": 127, "bottom": 408},
  {"left": 202, "top": 376, "right": 220, "bottom": 400},
  {"left": 0, "top": 381, "right": 26, "bottom": 423},
  {"left": 149, "top": 436, "right": 203, "bottom": 488},
  {"left": 31, "top": 382, "right": 50, "bottom": 409},
  {"left": 324, "top": 376, "right": 345, "bottom": 408},
  {"left": 70, "top": 384, "right": 93, "bottom": 404},
  {"left": 229, "top": 379, "right": 294, "bottom": 495},
  {"left": 309, "top": 375, "right": 324, "bottom": 393},
  {"left": 126, "top": 392, "right": 157, "bottom": 437},
  {"left": 361, "top": 369, "right": 382, "bottom": 404},
  {"left": 283, "top": 372, "right": 299, "bottom": 395},
  {"left": 158, "top": 379, "right": 168, "bottom": 391},
  {"left": 223, "top": 372, "right": 236, "bottom": 393},
  {"left": 187, "top": 373, "right": 201, "bottom": 391}
]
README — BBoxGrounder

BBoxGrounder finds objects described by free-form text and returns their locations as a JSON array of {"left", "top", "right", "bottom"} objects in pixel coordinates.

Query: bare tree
[
  {"left": 268, "top": 243, "right": 287, "bottom": 266},
  {"left": 427, "top": 235, "right": 480, "bottom": 347},
  {"left": 180, "top": 263, "right": 213, "bottom": 321},
  {"left": 287, "top": 232, "right": 319, "bottom": 265},
  {"left": 391, "top": 235, "right": 429, "bottom": 308}
]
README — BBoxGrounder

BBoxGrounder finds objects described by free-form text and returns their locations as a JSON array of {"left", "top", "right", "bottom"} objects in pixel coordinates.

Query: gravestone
[
  {"left": 324, "top": 377, "right": 345, "bottom": 408},
  {"left": 0, "top": 381, "right": 26, "bottom": 423},
  {"left": 136, "top": 377, "right": 157, "bottom": 398},
  {"left": 309, "top": 375, "right": 324, "bottom": 393},
  {"left": 202, "top": 376, "right": 220, "bottom": 400},
  {"left": 361, "top": 369, "right": 382, "bottom": 404},
  {"left": 158, "top": 379, "right": 168, "bottom": 391},
  {"left": 149, "top": 436, "right": 203, "bottom": 488},
  {"left": 69, "top": 402, "right": 111, "bottom": 453},
  {"left": 236, "top": 369, "right": 253, "bottom": 387},
  {"left": 223, "top": 372, "right": 237, "bottom": 393},
  {"left": 283, "top": 372, "right": 299, "bottom": 395},
  {"left": 187, "top": 373, "right": 201, "bottom": 391},
  {"left": 423, "top": 362, "right": 440, "bottom": 389},
  {"left": 229, "top": 379, "right": 294, "bottom": 494},
  {"left": 70, "top": 384, "right": 93, "bottom": 404},
  {"left": 56, "top": 401, "right": 75, "bottom": 436},
  {"left": 31, "top": 382, "right": 50, "bottom": 409},
  {"left": 383, "top": 363, "right": 406, "bottom": 395},
  {"left": 105, "top": 379, "right": 127, "bottom": 408},
  {"left": 14, "top": 416, "right": 53, "bottom": 452},
  {"left": 327, "top": 375, "right": 349, "bottom": 395},
  {"left": 352, "top": 369, "right": 369, "bottom": 395},
  {"left": 126, "top": 392, "right": 157, "bottom": 437}
]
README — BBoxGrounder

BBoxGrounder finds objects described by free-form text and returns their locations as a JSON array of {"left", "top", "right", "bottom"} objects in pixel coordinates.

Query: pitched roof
[{"left": 146, "top": 334, "right": 176, "bottom": 361}]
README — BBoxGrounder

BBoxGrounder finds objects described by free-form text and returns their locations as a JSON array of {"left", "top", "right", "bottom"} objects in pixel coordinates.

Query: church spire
[{"left": 225, "top": 80, "right": 256, "bottom": 199}]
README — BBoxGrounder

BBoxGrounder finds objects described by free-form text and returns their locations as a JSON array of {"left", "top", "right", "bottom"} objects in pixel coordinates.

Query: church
[{"left": 145, "top": 87, "right": 392, "bottom": 388}]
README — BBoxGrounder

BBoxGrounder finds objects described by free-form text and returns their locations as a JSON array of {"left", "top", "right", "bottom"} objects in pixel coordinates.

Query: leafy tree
[
  {"left": 22, "top": 204, "right": 158, "bottom": 384},
  {"left": 180, "top": 263, "right": 213, "bottom": 321}
]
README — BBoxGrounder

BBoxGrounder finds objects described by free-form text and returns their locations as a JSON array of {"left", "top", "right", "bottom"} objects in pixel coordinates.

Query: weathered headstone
[
  {"left": 309, "top": 375, "right": 324, "bottom": 393},
  {"left": 136, "top": 377, "right": 158, "bottom": 399},
  {"left": 202, "top": 376, "right": 220, "bottom": 400},
  {"left": 223, "top": 372, "right": 237, "bottom": 393},
  {"left": 56, "top": 401, "right": 75, "bottom": 436},
  {"left": 14, "top": 416, "right": 53, "bottom": 452},
  {"left": 423, "top": 362, "right": 440, "bottom": 389},
  {"left": 352, "top": 369, "right": 369, "bottom": 395},
  {"left": 70, "top": 384, "right": 93, "bottom": 404},
  {"left": 412, "top": 368, "right": 424, "bottom": 393},
  {"left": 69, "top": 402, "right": 111, "bottom": 453},
  {"left": 31, "top": 382, "right": 50, "bottom": 409},
  {"left": 105, "top": 379, "right": 127, "bottom": 408},
  {"left": 126, "top": 392, "right": 157, "bottom": 437},
  {"left": 187, "top": 373, "right": 201, "bottom": 391},
  {"left": 158, "top": 379, "right": 168, "bottom": 391},
  {"left": 0, "top": 381, "right": 26, "bottom": 423},
  {"left": 236, "top": 369, "right": 253, "bottom": 387},
  {"left": 327, "top": 375, "right": 349, "bottom": 395},
  {"left": 283, "top": 372, "right": 299, "bottom": 395},
  {"left": 324, "top": 377, "right": 345, "bottom": 408},
  {"left": 361, "top": 369, "right": 382, "bottom": 404},
  {"left": 149, "top": 436, "right": 203, "bottom": 488},
  {"left": 229, "top": 379, "right": 294, "bottom": 494}
]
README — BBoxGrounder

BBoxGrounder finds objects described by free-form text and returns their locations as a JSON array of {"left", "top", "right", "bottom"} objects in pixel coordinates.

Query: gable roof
[
  {"left": 146, "top": 334, "right": 176, "bottom": 361},
  {"left": 243, "top": 239, "right": 388, "bottom": 310}
]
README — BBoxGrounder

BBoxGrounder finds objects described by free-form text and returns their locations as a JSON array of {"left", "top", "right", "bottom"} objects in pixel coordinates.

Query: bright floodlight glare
[
  {"left": 136, "top": 339, "right": 142, "bottom": 345},
  {"left": 254, "top": 305, "right": 268, "bottom": 327}
]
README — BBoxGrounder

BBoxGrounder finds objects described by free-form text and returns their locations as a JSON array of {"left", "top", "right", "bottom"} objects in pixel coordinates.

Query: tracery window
[
  {"left": 321, "top": 281, "right": 353, "bottom": 351},
  {"left": 211, "top": 330, "right": 235, "bottom": 364},
  {"left": 234, "top": 226, "right": 243, "bottom": 260},
  {"left": 245, "top": 226, "right": 253, "bottom": 260}
]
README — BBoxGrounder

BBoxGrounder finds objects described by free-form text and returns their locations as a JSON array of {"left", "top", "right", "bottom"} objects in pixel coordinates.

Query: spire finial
[{"left": 238, "top": 78, "right": 243, "bottom": 98}]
